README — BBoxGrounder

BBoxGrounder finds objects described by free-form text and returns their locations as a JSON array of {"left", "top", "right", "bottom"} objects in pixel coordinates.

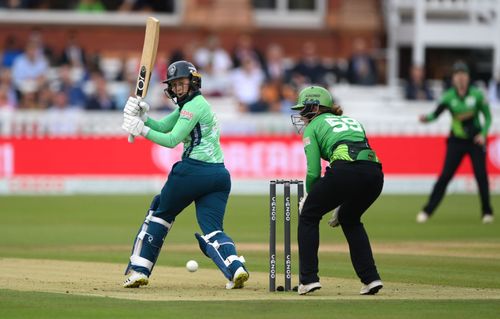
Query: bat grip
[{"left": 127, "top": 96, "right": 143, "bottom": 143}]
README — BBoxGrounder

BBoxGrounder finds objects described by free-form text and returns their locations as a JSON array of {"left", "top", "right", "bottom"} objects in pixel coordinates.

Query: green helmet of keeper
[{"left": 291, "top": 86, "right": 334, "bottom": 111}]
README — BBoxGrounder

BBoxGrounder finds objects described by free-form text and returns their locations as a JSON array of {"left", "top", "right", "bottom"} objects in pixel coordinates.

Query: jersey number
[{"left": 325, "top": 117, "right": 363, "bottom": 133}]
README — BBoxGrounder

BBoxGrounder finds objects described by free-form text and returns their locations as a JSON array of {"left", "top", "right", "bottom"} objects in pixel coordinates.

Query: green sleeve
[
  {"left": 480, "top": 97, "right": 492, "bottom": 137},
  {"left": 426, "top": 103, "right": 447, "bottom": 122},
  {"left": 144, "top": 108, "right": 201, "bottom": 148},
  {"left": 144, "top": 109, "right": 179, "bottom": 133},
  {"left": 303, "top": 128, "right": 322, "bottom": 193}
]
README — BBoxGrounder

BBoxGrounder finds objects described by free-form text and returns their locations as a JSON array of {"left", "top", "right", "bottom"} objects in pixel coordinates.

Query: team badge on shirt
[
  {"left": 465, "top": 96, "right": 476, "bottom": 108},
  {"left": 303, "top": 136, "right": 311, "bottom": 146},
  {"left": 180, "top": 109, "right": 194, "bottom": 120}
]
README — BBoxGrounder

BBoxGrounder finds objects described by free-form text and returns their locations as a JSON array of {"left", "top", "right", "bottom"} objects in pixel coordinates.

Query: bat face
[
  {"left": 135, "top": 17, "right": 160, "bottom": 99},
  {"left": 128, "top": 17, "right": 160, "bottom": 143}
]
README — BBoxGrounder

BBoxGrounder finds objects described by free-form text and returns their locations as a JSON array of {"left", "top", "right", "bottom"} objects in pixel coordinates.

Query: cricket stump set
[{"left": 269, "top": 179, "right": 304, "bottom": 292}]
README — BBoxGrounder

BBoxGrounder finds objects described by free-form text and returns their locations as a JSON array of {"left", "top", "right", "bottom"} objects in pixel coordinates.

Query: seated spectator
[
  {"left": 58, "top": 30, "right": 87, "bottom": 69},
  {"left": 231, "top": 34, "right": 265, "bottom": 70},
  {"left": 230, "top": 56, "right": 265, "bottom": 112},
  {"left": 193, "top": 35, "right": 232, "bottom": 97},
  {"left": 199, "top": 59, "right": 230, "bottom": 97},
  {"left": 291, "top": 41, "right": 328, "bottom": 86},
  {"left": 28, "top": 28, "right": 56, "bottom": 66},
  {"left": 11, "top": 40, "right": 49, "bottom": 99},
  {"left": 85, "top": 71, "right": 117, "bottom": 110},
  {"left": 45, "top": 90, "right": 83, "bottom": 135},
  {"left": 263, "top": 43, "right": 289, "bottom": 83},
  {"left": 347, "top": 38, "right": 378, "bottom": 85},
  {"left": 275, "top": 82, "right": 298, "bottom": 114},
  {"left": 405, "top": 65, "right": 434, "bottom": 101},
  {"left": 1, "top": 35, "right": 23, "bottom": 68},
  {"left": 193, "top": 34, "right": 233, "bottom": 76},
  {"left": 58, "top": 64, "right": 87, "bottom": 108},
  {"left": 248, "top": 82, "right": 281, "bottom": 113}
]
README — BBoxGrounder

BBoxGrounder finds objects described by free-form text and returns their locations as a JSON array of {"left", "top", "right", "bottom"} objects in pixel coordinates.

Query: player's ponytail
[
  {"left": 333, "top": 104, "right": 343, "bottom": 115},
  {"left": 319, "top": 104, "right": 343, "bottom": 116}
]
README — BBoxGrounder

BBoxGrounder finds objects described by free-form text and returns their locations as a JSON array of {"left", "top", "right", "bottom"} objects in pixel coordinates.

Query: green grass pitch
[{"left": 0, "top": 194, "right": 499, "bottom": 318}]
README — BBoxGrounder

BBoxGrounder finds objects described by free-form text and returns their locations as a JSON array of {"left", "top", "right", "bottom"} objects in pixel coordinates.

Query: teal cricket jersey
[
  {"left": 143, "top": 94, "right": 224, "bottom": 163},
  {"left": 302, "top": 113, "right": 379, "bottom": 192},
  {"left": 425, "top": 86, "right": 492, "bottom": 139}
]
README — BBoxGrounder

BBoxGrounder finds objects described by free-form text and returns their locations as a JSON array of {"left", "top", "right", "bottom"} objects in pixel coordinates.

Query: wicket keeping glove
[
  {"left": 122, "top": 113, "right": 150, "bottom": 137},
  {"left": 327, "top": 207, "right": 340, "bottom": 228},
  {"left": 298, "top": 193, "right": 307, "bottom": 215},
  {"left": 124, "top": 96, "right": 150, "bottom": 122}
]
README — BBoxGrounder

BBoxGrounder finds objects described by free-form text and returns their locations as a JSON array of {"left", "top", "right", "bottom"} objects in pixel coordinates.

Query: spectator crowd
[
  {"left": 0, "top": 29, "right": 388, "bottom": 114},
  {"left": 0, "top": 0, "right": 175, "bottom": 12}
]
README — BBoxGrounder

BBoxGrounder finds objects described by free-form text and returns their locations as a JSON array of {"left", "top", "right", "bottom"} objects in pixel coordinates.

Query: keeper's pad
[
  {"left": 125, "top": 195, "right": 173, "bottom": 276},
  {"left": 195, "top": 231, "right": 246, "bottom": 280}
]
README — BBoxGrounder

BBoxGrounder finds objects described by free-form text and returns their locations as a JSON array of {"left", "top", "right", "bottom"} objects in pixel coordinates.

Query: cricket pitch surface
[{"left": 1, "top": 257, "right": 500, "bottom": 301}]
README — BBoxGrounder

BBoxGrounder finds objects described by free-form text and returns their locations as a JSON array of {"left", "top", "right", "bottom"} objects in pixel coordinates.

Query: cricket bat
[{"left": 128, "top": 16, "right": 160, "bottom": 143}]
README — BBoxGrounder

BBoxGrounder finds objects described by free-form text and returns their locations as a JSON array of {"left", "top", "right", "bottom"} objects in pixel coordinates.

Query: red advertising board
[{"left": 1, "top": 136, "right": 500, "bottom": 178}]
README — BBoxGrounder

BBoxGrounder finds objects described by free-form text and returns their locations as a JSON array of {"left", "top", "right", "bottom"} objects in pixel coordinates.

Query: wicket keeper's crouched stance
[
  {"left": 121, "top": 60, "right": 249, "bottom": 289},
  {"left": 291, "top": 86, "right": 383, "bottom": 295}
]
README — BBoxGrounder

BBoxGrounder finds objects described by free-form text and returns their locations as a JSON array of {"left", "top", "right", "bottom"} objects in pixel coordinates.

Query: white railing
[{"left": 1, "top": 86, "right": 498, "bottom": 137}]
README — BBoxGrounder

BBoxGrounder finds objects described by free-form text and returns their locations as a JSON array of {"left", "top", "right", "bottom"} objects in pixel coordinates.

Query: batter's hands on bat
[
  {"left": 122, "top": 113, "right": 150, "bottom": 137},
  {"left": 124, "top": 96, "right": 150, "bottom": 121}
]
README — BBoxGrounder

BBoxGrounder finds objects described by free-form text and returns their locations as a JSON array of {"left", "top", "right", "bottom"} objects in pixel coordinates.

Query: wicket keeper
[{"left": 291, "top": 86, "right": 383, "bottom": 295}]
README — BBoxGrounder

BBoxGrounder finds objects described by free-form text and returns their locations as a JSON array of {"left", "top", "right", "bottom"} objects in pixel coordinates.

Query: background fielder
[
  {"left": 121, "top": 60, "right": 249, "bottom": 289},
  {"left": 417, "top": 61, "right": 494, "bottom": 224}
]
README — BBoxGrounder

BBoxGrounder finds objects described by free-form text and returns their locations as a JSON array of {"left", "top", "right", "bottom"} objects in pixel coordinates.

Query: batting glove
[
  {"left": 124, "top": 96, "right": 150, "bottom": 122},
  {"left": 122, "top": 113, "right": 150, "bottom": 137}
]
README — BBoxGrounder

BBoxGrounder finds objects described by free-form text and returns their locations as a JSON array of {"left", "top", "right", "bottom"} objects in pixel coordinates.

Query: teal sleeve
[
  {"left": 480, "top": 98, "right": 492, "bottom": 137},
  {"left": 144, "top": 109, "right": 201, "bottom": 148},
  {"left": 303, "top": 130, "right": 322, "bottom": 193},
  {"left": 144, "top": 109, "right": 180, "bottom": 133}
]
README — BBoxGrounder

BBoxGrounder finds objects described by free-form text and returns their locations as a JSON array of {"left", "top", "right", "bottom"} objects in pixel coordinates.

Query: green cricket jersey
[
  {"left": 425, "top": 86, "right": 491, "bottom": 139},
  {"left": 302, "top": 113, "right": 379, "bottom": 192},
  {"left": 143, "top": 94, "right": 224, "bottom": 163}
]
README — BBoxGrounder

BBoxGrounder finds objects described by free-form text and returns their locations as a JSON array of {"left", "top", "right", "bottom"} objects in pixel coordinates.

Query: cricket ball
[{"left": 186, "top": 260, "right": 198, "bottom": 272}]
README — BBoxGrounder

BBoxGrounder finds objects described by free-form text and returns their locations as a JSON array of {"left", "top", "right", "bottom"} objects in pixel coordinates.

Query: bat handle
[
  {"left": 128, "top": 134, "right": 135, "bottom": 143},
  {"left": 127, "top": 96, "right": 142, "bottom": 143}
]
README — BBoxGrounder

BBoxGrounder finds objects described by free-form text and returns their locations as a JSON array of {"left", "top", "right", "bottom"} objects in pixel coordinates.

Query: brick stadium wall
[{"left": 0, "top": 0, "right": 384, "bottom": 62}]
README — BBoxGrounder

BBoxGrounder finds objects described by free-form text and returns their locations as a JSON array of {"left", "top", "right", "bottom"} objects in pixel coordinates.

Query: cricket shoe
[
  {"left": 225, "top": 267, "right": 249, "bottom": 289},
  {"left": 482, "top": 214, "right": 494, "bottom": 224},
  {"left": 416, "top": 211, "right": 429, "bottom": 223},
  {"left": 298, "top": 282, "right": 322, "bottom": 295},
  {"left": 327, "top": 207, "right": 340, "bottom": 228},
  {"left": 123, "top": 270, "right": 149, "bottom": 288},
  {"left": 360, "top": 280, "right": 383, "bottom": 295}
]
